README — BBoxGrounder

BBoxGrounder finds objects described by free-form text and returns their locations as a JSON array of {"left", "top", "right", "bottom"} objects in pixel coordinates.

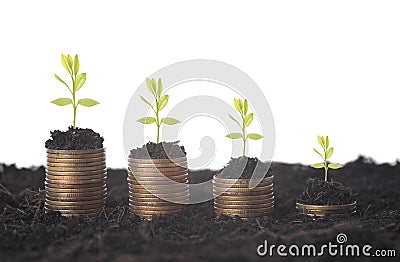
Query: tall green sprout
[
  {"left": 51, "top": 54, "right": 99, "bottom": 128},
  {"left": 311, "top": 135, "right": 342, "bottom": 182},
  {"left": 226, "top": 98, "right": 263, "bottom": 156},
  {"left": 137, "top": 78, "right": 180, "bottom": 143}
]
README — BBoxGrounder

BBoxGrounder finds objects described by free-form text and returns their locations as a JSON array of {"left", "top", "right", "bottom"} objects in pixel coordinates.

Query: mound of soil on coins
[
  {"left": 217, "top": 156, "right": 273, "bottom": 179},
  {"left": 45, "top": 126, "right": 104, "bottom": 150},
  {"left": 129, "top": 141, "right": 186, "bottom": 159},
  {"left": 297, "top": 178, "right": 355, "bottom": 205}
]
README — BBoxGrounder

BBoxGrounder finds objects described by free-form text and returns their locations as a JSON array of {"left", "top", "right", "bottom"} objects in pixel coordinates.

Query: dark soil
[
  {"left": 129, "top": 141, "right": 186, "bottom": 159},
  {"left": 45, "top": 126, "right": 104, "bottom": 150},
  {"left": 298, "top": 178, "right": 355, "bottom": 205},
  {"left": 217, "top": 156, "right": 273, "bottom": 179},
  {"left": 0, "top": 155, "right": 399, "bottom": 261}
]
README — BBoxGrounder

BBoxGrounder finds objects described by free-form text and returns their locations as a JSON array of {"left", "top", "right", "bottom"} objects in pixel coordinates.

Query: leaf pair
[
  {"left": 226, "top": 133, "right": 263, "bottom": 140},
  {"left": 138, "top": 117, "right": 180, "bottom": 125},
  {"left": 51, "top": 98, "right": 99, "bottom": 107}
]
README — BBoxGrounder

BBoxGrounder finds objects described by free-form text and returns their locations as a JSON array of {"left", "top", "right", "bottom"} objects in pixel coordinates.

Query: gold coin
[
  {"left": 46, "top": 196, "right": 106, "bottom": 202},
  {"left": 130, "top": 206, "right": 184, "bottom": 212},
  {"left": 128, "top": 183, "right": 188, "bottom": 190},
  {"left": 214, "top": 205, "right": 273, "bottom": 213},
  {"left": 129, "top": 196, "right": 188, "bottom": 204},
  {"left": 214, "top": 201, "right": 274, "bottom": 209},
  {"left": 46, "top": 165, "right": 106, "bottom": 172},
  {"left": 45, "top": 206, "right": 103, "bottom": 214},
  {"left": 129, "top": 201, "right": 185, "bottom": 208},
  {"left": 47, "top": 152, "right": 105, "bottom": 160},
  {"left": 46, "top": 198, "right": 106, "bottom": 206},
  {"left": 214, "top": 196, "right": 274, "bottom": 205},
  {"left": 45, "top": 203, "right": 105, "bottom": 211},
  {"left": 46, "top": 189, "right": 107, "bottom": 198},
  {"left": 213, "top": 189, "right": 273, "bottom": 197},
  {"left": 47, "top": 161, "right": 105, "bottom": 168},
  {"left": 46, "top": 184, "right": 106, "bottom": 193},
  {"left": 212, "top": 180, "right": 273, "bottom": 188},
  {"left": 213, "top": 175, "right": 273, "bottom": 184},
  {"left": 128, "top": 157, "right": 187, "bottom": 164},
  {"left": 128, "top": 160, "right": 187, "bottom": 168},
  {"left": 46, "top": 174, "right": 106, "bottom": 181},
  {"left": 127, "top": 177, "right": 188, "bottom": 186},
  {"left": 47, "top": 156, "right": 106, "bottom": 163},
  {"left": 215, "top": 210, "right": 272, "bottom": 219},
  {"left": 45, "top": 181, "right": 106, "bottom": 189},
  {"left": 214, "top": 193, "right": 274, "bottom": 201},
  {"left": 46, "top": 169, "right": 106, "bottom": 176},
  {"left": 296, "top": 201, "right": 356, "bottom": 217},
  {"left": 129, "top": 192, "right": 189, "bottom": 199},
  {"left": 128, "top": 172, "right": 188, "bottom": 181},
  {"left": 128, "top": 166, "right": 187, "bottom": 174},
  {"left": 213, "top": 185, "right": 273, "bottom": 193},
  {"left": 47, "top": 148, "right": 105, "bottom": 154},
  {"left": 45, "top": 178, "right": 106, "bottom": 185}
]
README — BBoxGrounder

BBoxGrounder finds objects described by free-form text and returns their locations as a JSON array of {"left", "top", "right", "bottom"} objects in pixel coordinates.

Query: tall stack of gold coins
[
  {"left": 127, "top": 156, "right": 189, "bottom": 220},
  {"left": 45, "top": 148, "right": 107, "bottom": 217}
]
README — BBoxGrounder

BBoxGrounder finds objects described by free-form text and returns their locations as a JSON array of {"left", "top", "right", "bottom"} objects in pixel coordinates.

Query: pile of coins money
[
  {"left": 296, "top": 201, "right": 357, "bottom": 217},
  {"left": 45, "top": 148, "right": 107, "bottom": 217},
  {"left": 213, "top": 176, "right": 274, "bottom": 220},
  {"left": 127, "top": 156, "right": 189, "bottom": 220}
]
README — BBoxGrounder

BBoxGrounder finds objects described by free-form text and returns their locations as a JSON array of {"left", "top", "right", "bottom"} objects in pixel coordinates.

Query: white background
[{"left": 0, "top": 0, "right": 399, "bottom": 168}]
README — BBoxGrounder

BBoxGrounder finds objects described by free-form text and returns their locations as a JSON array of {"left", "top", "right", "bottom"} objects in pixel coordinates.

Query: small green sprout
[
  {"left": 226, "top": 98, "right": 263, "bottom": 156},
  {"left": 312, "top": 135, "right": 342, "bottom": 182},
  {"left": 51, "top": 54, "right": 99, "bottom": 128},
  {"left": 137, "top": 78, "right": 180, "bottom": 143}
]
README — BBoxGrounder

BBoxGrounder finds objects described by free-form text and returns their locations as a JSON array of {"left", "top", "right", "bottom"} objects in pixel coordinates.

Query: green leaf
[
  {"left": 157, "top": 78, "right": 163, "bottom": 97},
  {"left": 326, "top": 147, "right": 334, "bottom": 159},
  {"left": 75, "top": 73, "right": 86, "bottom": 92},
  {"left": 151, "top": 78, "right": 157, "bottom": 94},
  {"left": 328, "top": 163, "right": 342, "bottom": 169},
  {"left": 146, "top": 78, "right": 156, "bottom": 95},
  {"left": 313, "top": 148, "right": 323, "bottom": 158},
  {"left": 238, "top": 99, "right": 243, "bottom": 112},
  {"left": 158, "top": 95, "right": 169, "bottom": 111},
  {"left": 317, "top": 135, "right": 324, "bottom": 147},
  {"left": 161, "top": 117, "right": 180, "bottom": 125},
  {"left": 311, "top": 163, "right": 325, "bottom": 169},
  {"left": 54, "top": 74, "right": 70, "bottom": 89},
  {"left": 243, "top": 99, "right": 248, "bottom": 115},
  {"left": 61, "top": 54, "right": 71, "bottom": 73},
  {"left": 226, "top": 133, "right": 243, "bottom": 139},
  {"left": 228, "top": 114, "right": 241, "bottom": 127},
  {"left": 78, "top": 98, "right": 99, "bottom": 107},
  {"left": 137, "top": 117, "right": 156, "bottom": 124},
  {"left": 247, "top": 133, "right": 263, "bottom": 140},
  {"left": 67, "top": 55, "right": 73, "bottom": 71},
  {"left": 244, "top": 113, "right": 254, "bottom": 127},
  {"left": 140, "top": 96, "right": 154, "bottom": 110},
  {"left": 325, "top": 136, "right": 330, "bottom": 149},
  {"left": 233, "top": 98, "right": 242, "bottom": 114},
  {"left": 51, "top": 98, "right": 72, "bottom": 106},
  {"left": 73, "top": 54, "right": 80, "bottom": 75}
]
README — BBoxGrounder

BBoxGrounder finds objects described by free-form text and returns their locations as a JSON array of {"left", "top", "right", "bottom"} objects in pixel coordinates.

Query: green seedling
[
  {"left": 51, "top": 54, "right": 99, "bottom": 128},
  {"left": 312, "top": 135, "right": 342, "bottom": 182},
  {"left": 226, "top": 98, "right": 263, "bottom": 156},
  {"left": 137, "top": 78, "right": 180, "bottom": 143}
]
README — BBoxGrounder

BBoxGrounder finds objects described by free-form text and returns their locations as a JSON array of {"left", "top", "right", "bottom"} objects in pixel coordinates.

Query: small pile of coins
[
  {"left": 127, "top": 157, "right": 189, "bottom": 220},
  {"left": 45, "top": 148, "right": 107, "bottom": 217},
  {"left": 213, "top": 176, "right": 274, "bottom": 220},
  {"left": 296, "top": 201, "right": 357, "bottom": 217}
]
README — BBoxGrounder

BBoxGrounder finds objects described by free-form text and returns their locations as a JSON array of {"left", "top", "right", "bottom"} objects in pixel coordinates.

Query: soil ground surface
[
  {"left": 0, "top": 156, "right": 399, "bottom": 261},
  {"left": 45, "top": 127, "right": 104, "bottom": 150}
]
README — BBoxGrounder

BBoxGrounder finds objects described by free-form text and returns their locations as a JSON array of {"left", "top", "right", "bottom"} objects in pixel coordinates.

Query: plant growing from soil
[
  {"left": 137, "top": 78, "right": 180, "bottom": 143},
  {"left": 226, "top": 98, "right": 263, "bottom": 156},
  {"left": 311, "top": 135, "right": 342, "bottom": 182},
  {"left": 51, "top": 54, "right": 99, "bottom": 128}
]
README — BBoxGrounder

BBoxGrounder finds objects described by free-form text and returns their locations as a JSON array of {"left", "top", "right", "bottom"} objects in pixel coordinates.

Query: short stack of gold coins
[
  {"left": 296, "top": 201, "right": 357, "bottom": 217},
  {"left": 127, "top": 156, "right": 189, "bottom": 220},
  {"left": 213, "top": 176, "right": 274, "bottom": 220},
  {"left": 45, "top": 148, "right": 107, "bottom": 217}
]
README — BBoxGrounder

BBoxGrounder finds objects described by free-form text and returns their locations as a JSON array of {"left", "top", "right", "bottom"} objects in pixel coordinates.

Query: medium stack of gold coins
[
  {"left": 213, "top": 176, "right": 274, "bottom": 220},
  {"left": 45, "top": 148, "right": 107, "bottom": 217},
  {"left": 296, "top": 201, "right": 357, "bottom": 217},
  {"left": 127, "top": 156, "right": 189, "bottom": 220}
]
